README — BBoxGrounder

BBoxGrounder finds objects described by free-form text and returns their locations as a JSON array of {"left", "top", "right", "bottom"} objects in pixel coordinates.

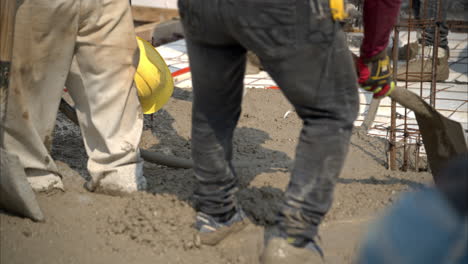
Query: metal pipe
[
  {"left": 390, "top": 26, "right": 400, "bottom": 170},
  {"left": 401, "top": 7, "right": 415, "bottom": 172},
  {"left": 430, "top": 0, "right": 443, "bottom": 107}
]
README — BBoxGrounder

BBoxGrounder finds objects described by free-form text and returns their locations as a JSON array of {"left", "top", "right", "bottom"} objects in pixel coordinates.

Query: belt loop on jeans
[{"left": 309, "top": 0, "right": 326, "bottom": 19}]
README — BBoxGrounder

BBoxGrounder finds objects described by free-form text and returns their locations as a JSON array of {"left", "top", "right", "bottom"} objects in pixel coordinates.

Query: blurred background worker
[
  {"left": 2, "top": 0, "right": 146, "bottom": 196},
  {"left": 358, "top": 154, "right": 468, "bottom": 264},
  {"left": 396, "top": 0, "right": 450, "bottom": 81},
  {"left": 178, "top": 0, "right": 400, "bottom": 263}
]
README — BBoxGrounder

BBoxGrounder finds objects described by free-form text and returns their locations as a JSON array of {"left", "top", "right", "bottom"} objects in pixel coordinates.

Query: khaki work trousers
[{"left": 2, "top": 0, "right": 146, "bottom": 194}]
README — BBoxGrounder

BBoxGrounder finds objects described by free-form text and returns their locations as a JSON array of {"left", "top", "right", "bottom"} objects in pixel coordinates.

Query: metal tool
[{"left": 389, "top": 86, "right": 467, "bottom": 185}]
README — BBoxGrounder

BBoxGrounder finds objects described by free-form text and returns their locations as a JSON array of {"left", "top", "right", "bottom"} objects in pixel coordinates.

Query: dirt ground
[{"left": 0, "top": 88, "right": 433, "bottom": 264}]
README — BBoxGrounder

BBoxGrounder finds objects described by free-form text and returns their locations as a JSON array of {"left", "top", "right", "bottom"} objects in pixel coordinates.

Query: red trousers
[{"left": 361, "top": 0, "right": 402, "bottom": 59}]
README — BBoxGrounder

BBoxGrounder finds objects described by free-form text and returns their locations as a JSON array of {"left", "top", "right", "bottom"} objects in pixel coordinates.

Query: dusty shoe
[
  {"left": 396, "top": 46, "right": 449, "bottom": 82},
  {"left": 27, "top": 169, "right": 64, "bottom": 192},
  {"left": 262, "top": 236, "right": 324, "bottom": 264},
  {"left": 86, "top": 163, "right": 147, "bottom": 196},
  {"left": 195, "top": 209, "right": 249, "bottom": 246}
]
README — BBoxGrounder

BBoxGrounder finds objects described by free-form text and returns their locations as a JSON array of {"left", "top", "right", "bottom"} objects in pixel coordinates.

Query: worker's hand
[{"left": 356, "top": 52, "right": 395, "bottom": 99}]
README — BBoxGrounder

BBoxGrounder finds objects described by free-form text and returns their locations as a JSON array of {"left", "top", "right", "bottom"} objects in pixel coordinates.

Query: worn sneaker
[
  {"left": 262, "top": 236, "right": 324, "bottom": 264},
  {"left": 195, "top": 209, "right": 249, "bottom": 246},
  {"left": 396, "top": 45, "right": 449, "bottom": 82}
]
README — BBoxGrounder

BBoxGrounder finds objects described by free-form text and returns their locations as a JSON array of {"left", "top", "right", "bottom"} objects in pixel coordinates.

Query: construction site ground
[
  {"left": 2, "top": 29, "right": 466, "bottom": 264},
  {"left": 1, "top": 86, "right": 434, "bottom": 263}
]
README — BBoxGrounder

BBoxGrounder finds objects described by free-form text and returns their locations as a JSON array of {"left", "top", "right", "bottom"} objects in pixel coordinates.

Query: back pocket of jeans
[
  {"left": 231, "top": 0, "right": 297, "bottom": 58},
  {"left": 178, "top": 0, "right": 203, "bottom": 37}
]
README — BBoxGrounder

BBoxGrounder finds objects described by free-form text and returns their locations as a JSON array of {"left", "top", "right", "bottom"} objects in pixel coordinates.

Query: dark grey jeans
[
  {"left": 412, "top": 0, "right": 449, "bottom": 48},
  {"left": 179, "top": 0, "right": 359, "bottom": 239}
]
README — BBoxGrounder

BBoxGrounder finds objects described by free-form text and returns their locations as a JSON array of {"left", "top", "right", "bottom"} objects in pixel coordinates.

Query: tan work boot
[
  {"left": 397, "top": 42, "right": 420, "bottom": 61},
  {"left": 387, "top": 42, "right": 418, "bottom": 61},
  {"left": 262, "top": 237, "right": 324, "bottom": 264},
  {"left": 396, "top": 45, "right": 449, "bottom": 82}
]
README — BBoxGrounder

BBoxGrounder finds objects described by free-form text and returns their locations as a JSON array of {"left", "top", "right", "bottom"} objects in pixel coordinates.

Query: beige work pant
[{"left": 2, "top": 0, "right": 146, "bottom": 194}]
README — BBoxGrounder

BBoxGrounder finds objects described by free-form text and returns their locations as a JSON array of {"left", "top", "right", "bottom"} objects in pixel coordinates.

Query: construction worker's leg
[
  {"left": 262, "top": 28, "right": 359, "bottom": 240},
  {"left": 3, "top": 0, "right": 78, "bottom": 191},
  {"left": 187, "top": 38, "right": 247, "bottom": 220},
  {"left": 69, "top": 0, "right": 145, "bottom": 195},
  {"left": 421, "top": 0, "right": 449, "bottom": 48}
]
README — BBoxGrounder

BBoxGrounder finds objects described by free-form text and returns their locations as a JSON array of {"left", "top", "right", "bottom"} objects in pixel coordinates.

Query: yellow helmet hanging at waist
[{"left": 134, "top": 37, "right": 174, "bottom": 114}]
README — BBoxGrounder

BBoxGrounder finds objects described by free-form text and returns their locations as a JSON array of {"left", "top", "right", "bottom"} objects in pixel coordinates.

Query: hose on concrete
[
  {"left": 59, "top": 99, "right": 197, "bottom": 169},
  {"left": 140, "top": 149, "right": 193, "bottom": 168},
  {"left": 60, "top": 99, "right": 281, "bottom": 169}
]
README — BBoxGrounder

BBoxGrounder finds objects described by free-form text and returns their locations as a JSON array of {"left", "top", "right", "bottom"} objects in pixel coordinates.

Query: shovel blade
[
  {"left": 417, "top": 111, "right": 467, "bottom": 185},
  {"left": 390, "top": 86, "right": 467, "bottom": 184},
  {"left": 0, "top": 148, "right": 44, "bottom": 222}
]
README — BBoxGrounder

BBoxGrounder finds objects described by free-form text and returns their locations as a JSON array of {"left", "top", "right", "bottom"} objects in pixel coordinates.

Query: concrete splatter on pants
[
  {"left": 180, "top": 0, "right": 359, "bottom": 239},
  {"left": 2, "top": 0, "right": 146, "bottom": 194}
]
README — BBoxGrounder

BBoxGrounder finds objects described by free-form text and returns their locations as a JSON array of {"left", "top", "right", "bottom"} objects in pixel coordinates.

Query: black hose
[
  {"left": 140, "top": 149, "right": 193, "bottom": 169},
  {"left": 59, "top": 99, "right": 291, "bottom": 169}
]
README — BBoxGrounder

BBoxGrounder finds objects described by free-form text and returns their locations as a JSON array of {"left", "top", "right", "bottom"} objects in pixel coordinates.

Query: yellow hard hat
[{"left": 134, "top": 37, "right": 174, "bottom": 114}]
